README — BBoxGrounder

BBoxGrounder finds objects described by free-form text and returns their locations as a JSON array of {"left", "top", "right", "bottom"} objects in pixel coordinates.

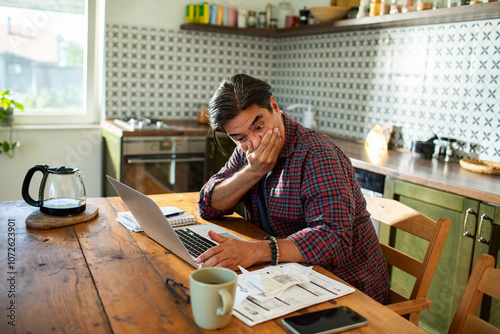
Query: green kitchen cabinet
[
  {"left": 102, "top": 128, "right": 122, "bottom": 196},
  {"left": 203, "top": 135, "right": 236, "bottom": 183},
  {"left": 382, "top": 178, "right": 499, "bottom": 334},
  {"left": 470, "top": 202, "right": 500, "bottom": 329},
  {"left": 204, "top": 136, "right": 244, "bottom": 216}
]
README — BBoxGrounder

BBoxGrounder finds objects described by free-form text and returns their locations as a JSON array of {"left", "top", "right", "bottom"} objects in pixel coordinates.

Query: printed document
[{"left": 232, "top": 263, "right": 355, "bottom": 326}]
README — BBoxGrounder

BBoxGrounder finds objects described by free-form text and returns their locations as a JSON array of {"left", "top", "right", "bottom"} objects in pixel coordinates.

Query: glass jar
[
  {"left": 432, "top": 0, "right": 446, "bottom": 8},
  {"left": 237, "top": 8, "right": 247, "bottom": 28},
  {"left": 389, "top": 0, "right": 400, "bottom": 13},
  {"left": 447, "top": 0, "right": 460, "bottom": 6},
  {"left": 357, "top": 0, "right": 370, "bottom": 18},
  {"left": 380, "top": 0, "right": 391, "bottom": 14},
  {"left": 417, "top": 0, "right": 433, "bottom": 10},
  {"left": 270, "top": 18, "right": 278, "bottom": 29},
  {"left": 257, "top": 11, "right": 267, "bottom": 28},
  {"left": 401, "top": 0, "right": 416, "bottom": 12},
  {"left": 247, "top": 10, "right": 256, "bottom": 28},
  {"left": 277, "top": 1, "right": 292, "bottom": 29},
  {"left": 369, "top": 0, "right": 382, "bottom": 16}
]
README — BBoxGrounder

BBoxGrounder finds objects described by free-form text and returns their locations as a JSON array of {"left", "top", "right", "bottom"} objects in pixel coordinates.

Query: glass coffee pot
[{"left": 22, "top": 165, "right": 86, "bottom": 216}]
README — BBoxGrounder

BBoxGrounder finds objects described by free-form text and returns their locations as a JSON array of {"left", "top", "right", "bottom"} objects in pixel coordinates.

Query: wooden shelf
[{"left": 181, "top": 2, "right": 500, "bottom": 38}]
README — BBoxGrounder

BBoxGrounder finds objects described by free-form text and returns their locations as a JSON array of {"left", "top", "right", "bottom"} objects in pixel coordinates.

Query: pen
[{"left": 165, "top": 212, "right": 183, "bottom": 218}]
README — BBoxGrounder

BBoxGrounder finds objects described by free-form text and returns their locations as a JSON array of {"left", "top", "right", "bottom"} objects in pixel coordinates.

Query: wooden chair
[
  {"left": 448, "top": 254, "right": 499, "bottom": 334},
  {"left": 365, "top": 196, "right": 452, "bottom": 326}
]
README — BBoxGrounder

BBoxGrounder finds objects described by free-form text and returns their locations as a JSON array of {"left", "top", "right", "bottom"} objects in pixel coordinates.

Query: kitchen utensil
[
  {"left": 411, "top": 135, "right": 437, "bottom": 159},
  {"left": 309, "top": 6, "right": 349, "bottom": 23},
  {"left": 197, "top": 106, "right": 209, "bottom": 124},
  {"left": 437, "top": 137, "right": 456, "bottom": 162},
  {"left": 388, "top": 125, "right": 404, "bottom": 149},
  {"left": 287, "top": 104, "right": 317, "bottom": 129},
  {"left": 298, "top": 7, "right": 310, "bottom": 25},
  {"left": 22, "top": 165, "right": 87, "bottom": 216}
]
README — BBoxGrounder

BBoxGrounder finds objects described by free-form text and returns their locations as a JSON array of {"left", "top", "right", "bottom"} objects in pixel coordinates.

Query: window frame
[{"left": 9, "top": 0, "right": 104, "bottom": 126}]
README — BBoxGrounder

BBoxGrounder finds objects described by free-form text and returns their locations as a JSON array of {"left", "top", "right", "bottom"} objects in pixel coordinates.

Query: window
[{"left": 0, "top": 0, "right": 103, "bottom": 125}]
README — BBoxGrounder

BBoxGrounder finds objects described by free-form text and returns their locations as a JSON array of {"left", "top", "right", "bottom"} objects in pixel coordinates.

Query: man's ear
[{"left": 270, "top": 96, "right": 280, "bottom": 113}]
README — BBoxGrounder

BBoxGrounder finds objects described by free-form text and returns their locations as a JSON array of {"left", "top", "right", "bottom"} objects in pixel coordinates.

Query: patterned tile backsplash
[{"left": 106, "top": 19, "right": 500, "bottom": 162}]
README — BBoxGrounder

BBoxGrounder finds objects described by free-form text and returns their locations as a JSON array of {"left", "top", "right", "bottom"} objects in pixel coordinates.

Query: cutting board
[{"left": 25, "top": 205, "right": 99, "bottom": 230}]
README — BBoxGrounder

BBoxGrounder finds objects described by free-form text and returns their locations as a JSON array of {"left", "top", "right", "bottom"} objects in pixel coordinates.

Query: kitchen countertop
[
  {"left": 329, "top": 134, "right": 500, "bottom": 206},
  {"left": 101, "top": 119, "right": 499, "bottom": 205},
  {"left": 101, "top": 119, "right": 211, "bottom": 137}
]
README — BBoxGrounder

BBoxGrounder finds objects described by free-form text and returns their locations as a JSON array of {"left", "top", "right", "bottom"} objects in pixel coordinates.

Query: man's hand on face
[{"left": 246, "top": 127, "right": 282, "bottom": 177}]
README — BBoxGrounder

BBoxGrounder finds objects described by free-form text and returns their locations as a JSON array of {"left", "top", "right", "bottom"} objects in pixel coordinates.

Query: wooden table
[{"left": 0, "top": 193, "right": 425, "bottom": 333}]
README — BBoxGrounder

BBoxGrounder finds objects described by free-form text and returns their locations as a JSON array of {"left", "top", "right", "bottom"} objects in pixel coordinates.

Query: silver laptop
[{"left": 107, "top": 175, "right": 242, "bottom": 268}]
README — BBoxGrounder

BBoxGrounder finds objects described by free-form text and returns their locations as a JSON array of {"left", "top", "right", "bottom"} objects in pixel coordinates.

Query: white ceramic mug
[{"left": 189, "top": 267, "right": 237, "bottom": 330}]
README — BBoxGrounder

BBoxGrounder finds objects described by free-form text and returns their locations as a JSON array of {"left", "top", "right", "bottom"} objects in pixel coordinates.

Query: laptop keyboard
[{"left": 175, "top": 228, "right": 217, "bottom": 258}]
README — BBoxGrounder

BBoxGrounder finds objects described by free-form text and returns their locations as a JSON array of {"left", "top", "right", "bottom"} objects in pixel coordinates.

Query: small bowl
[{"left": 309, "top": 6, "right": 349, "bottom": 23}]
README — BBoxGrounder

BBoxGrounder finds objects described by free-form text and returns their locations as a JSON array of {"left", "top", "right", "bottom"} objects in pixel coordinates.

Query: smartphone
[{"left": 282, "top": 306, "right": 368, "bottom": 334}]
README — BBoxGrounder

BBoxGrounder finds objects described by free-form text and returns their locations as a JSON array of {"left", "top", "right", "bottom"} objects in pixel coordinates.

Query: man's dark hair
[{"left": 208, "top": 74, "right": 273, "bottom": 155}]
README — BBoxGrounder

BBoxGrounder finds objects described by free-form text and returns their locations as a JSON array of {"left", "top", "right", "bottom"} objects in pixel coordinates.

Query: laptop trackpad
[{"left": 218, "top": 232, "right": 240, "bottom": 240}]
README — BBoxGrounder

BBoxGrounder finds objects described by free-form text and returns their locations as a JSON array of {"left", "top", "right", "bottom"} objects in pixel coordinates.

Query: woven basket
[{"left": 459, "top": 159, "right": 500, "bottom": 175}]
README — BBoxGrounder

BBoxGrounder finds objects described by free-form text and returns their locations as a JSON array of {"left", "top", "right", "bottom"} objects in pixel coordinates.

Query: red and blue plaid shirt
[{"left": 198, "top": 113, "right": 390, "bottom": 303}]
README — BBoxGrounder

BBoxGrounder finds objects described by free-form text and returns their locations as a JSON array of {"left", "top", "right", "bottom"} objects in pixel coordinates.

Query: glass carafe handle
[{"left": 21, "top": 165, "right": 49, "bottom": 207}]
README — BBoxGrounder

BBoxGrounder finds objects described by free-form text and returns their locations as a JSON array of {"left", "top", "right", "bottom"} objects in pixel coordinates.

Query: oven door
[{"left": 124, "top": 153, "right": 205, "bottom": 195}]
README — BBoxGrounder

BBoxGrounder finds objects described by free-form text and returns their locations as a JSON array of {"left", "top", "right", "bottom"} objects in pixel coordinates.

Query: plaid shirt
[{"left": 198, "top": 113, "right": 390, "bottom": 303}]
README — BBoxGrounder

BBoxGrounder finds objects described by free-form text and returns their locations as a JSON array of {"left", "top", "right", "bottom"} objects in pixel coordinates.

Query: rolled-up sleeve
[{"left": 198, "top": 147, "right": 247, "bottom": 219}]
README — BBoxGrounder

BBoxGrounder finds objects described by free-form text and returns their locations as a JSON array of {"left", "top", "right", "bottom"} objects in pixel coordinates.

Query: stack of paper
[{"left": 233, "top": 263, "right": 355, "bottom": 327}]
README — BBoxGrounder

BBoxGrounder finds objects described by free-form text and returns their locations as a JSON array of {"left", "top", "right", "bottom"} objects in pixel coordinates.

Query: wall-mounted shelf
[{"left": 181, "top": 2, "right": 500, "bottom": 38}]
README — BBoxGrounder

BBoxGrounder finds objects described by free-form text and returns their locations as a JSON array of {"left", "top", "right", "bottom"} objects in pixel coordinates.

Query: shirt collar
[{"left": 280, "top": 111, "right": 298, "bottom": 158}]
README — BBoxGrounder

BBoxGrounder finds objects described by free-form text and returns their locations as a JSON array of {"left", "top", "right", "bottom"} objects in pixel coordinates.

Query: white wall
[
  {"left": 0, "top": 127, "right": 102, "bottom": 201},
  {"left": 105, "top": 0, "right": 330, "bottom": 28}
]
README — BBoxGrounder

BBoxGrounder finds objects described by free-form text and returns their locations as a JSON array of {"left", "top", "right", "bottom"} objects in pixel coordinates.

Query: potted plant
[{"left": 0, "top": 90, "right": 24, "bottom": 157}]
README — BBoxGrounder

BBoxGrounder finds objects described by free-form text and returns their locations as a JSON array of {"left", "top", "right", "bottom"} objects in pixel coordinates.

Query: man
[{"left": 197, "top": 74, "right": 390, "bottom": 303}]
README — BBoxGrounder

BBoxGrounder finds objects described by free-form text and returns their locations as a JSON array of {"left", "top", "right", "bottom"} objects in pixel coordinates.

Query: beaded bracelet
[{"left": 264, "top": 236, "right": 280, "bottom": 265}]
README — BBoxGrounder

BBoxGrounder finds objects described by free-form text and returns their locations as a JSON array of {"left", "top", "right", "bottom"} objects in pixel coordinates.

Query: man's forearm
[{"left": 210, "top": 165, "right": 261, "bottom": 211}]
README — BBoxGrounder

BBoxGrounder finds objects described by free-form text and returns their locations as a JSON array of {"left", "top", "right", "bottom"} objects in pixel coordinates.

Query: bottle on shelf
[
  {"left": 238, "top": 8, "right": 247, "bottom": 28},
  {"left": 266, "top": 3, "right": 273, "bottom": 28},
  {"left": 247, "top": 10, "right": 257, "bottom": 28},
  {"left": 380, "top": 0, "right": 391, "bottom": 14},
  {"left": 417, "top": 0, "right": 433, "bottom": 10},
  {"left": 389, "top": 0, "right": 400, "bottom": 13},
  {"left": 277, "top": 1, "right": 293, "bottom": 28},
  {"left": 447, "top": 0, "right": 461, "bottom": 6},
  {"left": 357, "top": 0, "right": 370, "bottom": 17},
  {"left": 298, "top": 7, "right": 309, "bottom": 25},
  {"left": 257, "top": 11, "right": 267, "bottom": 28},
  {"left": 369, "top": 0, "right": 382, "bottom": 15},
  {"left": 402, "top": 0, "right": 417, "bottom": 12},
  {"left": 432, "top": 0, "right": 445, "bottom": 8}
]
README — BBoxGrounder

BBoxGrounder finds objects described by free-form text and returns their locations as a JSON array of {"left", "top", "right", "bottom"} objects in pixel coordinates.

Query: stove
[
  {"left": 113, "top": 117, "right": 171, "bottom": 131},
  {"left": 104, "top": 117, "right": 209, "bottom": 196}
]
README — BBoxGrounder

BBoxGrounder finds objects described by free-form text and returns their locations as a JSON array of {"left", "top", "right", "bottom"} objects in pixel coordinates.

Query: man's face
[{"left": 223, "top": 97, "right": 285, "bottom": 152}]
